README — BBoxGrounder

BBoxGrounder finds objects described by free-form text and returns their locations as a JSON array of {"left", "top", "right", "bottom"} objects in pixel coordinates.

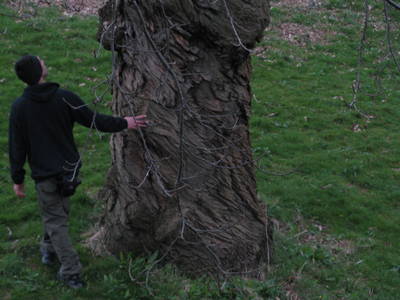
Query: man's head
[{"left": 15, "top": 55, "right": 47, "bottom": 85}]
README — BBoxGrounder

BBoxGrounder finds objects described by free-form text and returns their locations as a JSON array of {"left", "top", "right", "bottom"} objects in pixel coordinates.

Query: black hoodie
[{"left": 9, "top": 83, "right": 127, "bottom": 184}]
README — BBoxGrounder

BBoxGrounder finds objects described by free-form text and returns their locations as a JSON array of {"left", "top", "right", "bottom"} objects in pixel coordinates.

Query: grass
[{"left": 1, "top": 0, "right": 400, "bottom": 299}]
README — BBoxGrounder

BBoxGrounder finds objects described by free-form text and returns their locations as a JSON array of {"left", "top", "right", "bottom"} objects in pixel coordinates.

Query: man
[{"left": 9, "top": 55, "right": 147, "bottom": 289}]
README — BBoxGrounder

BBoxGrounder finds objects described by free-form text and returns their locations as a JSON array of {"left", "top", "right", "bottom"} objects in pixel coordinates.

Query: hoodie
[{"left": 9, "top": 83, "right": 127, "bottom": 184}]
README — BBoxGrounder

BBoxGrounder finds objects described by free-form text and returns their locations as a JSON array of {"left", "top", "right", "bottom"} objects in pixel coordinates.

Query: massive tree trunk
[{"left": 91, "top": 0, "right": 271, "bottom": 278}]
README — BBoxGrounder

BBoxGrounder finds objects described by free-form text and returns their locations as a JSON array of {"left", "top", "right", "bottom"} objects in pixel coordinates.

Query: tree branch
[{"left": 386, "top": 0, "right": 400, "bottom": 10}]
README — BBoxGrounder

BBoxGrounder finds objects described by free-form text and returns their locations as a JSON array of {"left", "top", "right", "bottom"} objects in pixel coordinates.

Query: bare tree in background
[{"left": 89, "top": 0, "right": 272, "bottom": 278}]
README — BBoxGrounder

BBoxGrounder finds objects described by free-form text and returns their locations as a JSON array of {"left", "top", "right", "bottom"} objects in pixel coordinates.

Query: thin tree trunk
[{"left": 90, "top": 0, "right": 271, "bottom": 278}]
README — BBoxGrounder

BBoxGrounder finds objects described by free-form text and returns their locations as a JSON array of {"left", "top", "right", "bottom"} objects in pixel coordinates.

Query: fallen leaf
[
  {"left": 85, "top": 77, "right": 97, "bottom": 82},
  {"left": 352, "top": 124, "right": 362, "bottom": 132},
  {"left": 321, "top": 184, "right": 332, "bottom": 190},
  {"left": 333, "top": 96, "right": 344, "bottom": 101}
]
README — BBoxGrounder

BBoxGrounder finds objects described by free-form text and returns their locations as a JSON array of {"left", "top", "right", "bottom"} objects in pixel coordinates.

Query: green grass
[
  {"left": 252, "top": 1, "right": 400, "bottom": 299},
  {"left": 1, "top": 0, "right": 400, "bottom": 299}
]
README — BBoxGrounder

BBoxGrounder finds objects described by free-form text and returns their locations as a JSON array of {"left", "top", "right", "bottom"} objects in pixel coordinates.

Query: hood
[{"left": 23, "top": 82, "right": 59, "bottom": 103}]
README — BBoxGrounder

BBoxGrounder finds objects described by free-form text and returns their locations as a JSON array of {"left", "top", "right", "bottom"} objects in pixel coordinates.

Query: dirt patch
[
  {"left": 272, "top": 0, "right": 324, "bottom": 8},
  {"left": 271, "top": 215, "right": 357, "bottom": 300},
  {"left": 268, "top": 0, "right": 339, "bottom": 47},
  {"left": 7, "top": 0, "right": 106, "bottom": 16},
  {"left": 256, "top": 22, "right": 336, "bottom": 59},
  {"left": 277, "top": 22, "right": 336, "bottom": 46},
  {"left": 274, "top": 215, "right": 356, "bottom": 257}
]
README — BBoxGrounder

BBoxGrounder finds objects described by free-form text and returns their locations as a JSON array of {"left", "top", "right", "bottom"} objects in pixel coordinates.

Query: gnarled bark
[{"left": 91, "top": 0, "right": 271, "bottom": 278}]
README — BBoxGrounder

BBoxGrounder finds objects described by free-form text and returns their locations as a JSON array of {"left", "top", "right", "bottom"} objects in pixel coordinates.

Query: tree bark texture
[{"left": 93, "top": 0, "right": 271, "bottom": 278}]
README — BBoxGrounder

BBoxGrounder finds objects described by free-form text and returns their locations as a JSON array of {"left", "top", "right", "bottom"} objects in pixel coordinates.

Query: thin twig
[
  {"left": 350, "top": 0, "right": 370, "bottom": 108},
  {"left": 221, "top": 0, "right": 254, "bottom": 52},
  {"left": 383, "top": 0, "right": 400, "bottom": 73},
  {"left": 386, "top": 0, "right": 400, "bottom": 10}
]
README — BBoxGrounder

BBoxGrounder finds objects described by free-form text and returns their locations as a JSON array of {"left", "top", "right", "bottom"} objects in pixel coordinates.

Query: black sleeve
[
  {"left": 62, "top": 90, "right": 128, "bottom": 133},
  {"left": 9, "top": 102, "right": 26, "bottom": 184}
]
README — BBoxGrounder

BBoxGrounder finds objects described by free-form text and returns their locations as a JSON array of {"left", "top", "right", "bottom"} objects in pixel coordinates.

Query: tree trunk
[{"left": 91, "top": 0, "right": 271, "bottom": 279}]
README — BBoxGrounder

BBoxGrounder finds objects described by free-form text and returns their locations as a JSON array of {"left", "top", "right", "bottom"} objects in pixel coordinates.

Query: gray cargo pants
[{"left": 35, "top": 178, "right": 82, "bottom": 276}]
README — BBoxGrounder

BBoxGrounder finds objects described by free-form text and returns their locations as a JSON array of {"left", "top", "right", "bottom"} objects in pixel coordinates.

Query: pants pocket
[
  {"left": 36, "top": 179, "right": 60, "bottom": 208},
  {"left": 37, "top": 180, "right": 58, "bottom": 193}
]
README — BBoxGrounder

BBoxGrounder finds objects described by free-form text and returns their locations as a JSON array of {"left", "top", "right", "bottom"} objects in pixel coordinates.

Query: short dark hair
[{"left": 15, "top": 55, "right": 42, "bottom": 85}]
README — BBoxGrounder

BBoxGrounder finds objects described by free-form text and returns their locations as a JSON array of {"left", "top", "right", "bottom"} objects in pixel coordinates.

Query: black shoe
[
  {"left": 57, "top": 273, "right": 85, "bottom": 289},
  {"left": 41, "top": 251, "right": 57, "bottom": 265}
]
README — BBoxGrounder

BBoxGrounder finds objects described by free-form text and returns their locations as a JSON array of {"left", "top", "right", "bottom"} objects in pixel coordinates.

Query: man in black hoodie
[{"left": 9, "top": 55, "right": 147, "bottom": 289}]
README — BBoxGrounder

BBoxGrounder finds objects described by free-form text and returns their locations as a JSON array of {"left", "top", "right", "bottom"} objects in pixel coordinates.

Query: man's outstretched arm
[{"left": 63, "top": 91, "right": 148, "bottom": 132}]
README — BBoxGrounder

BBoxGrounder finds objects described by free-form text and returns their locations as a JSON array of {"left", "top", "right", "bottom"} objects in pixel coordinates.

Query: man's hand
[
  {"left": 124, "top": 115, "right": 148, "bottom": 130},
  {"left": 13, "top": 184, "right": 26, "bottom": 198}
]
